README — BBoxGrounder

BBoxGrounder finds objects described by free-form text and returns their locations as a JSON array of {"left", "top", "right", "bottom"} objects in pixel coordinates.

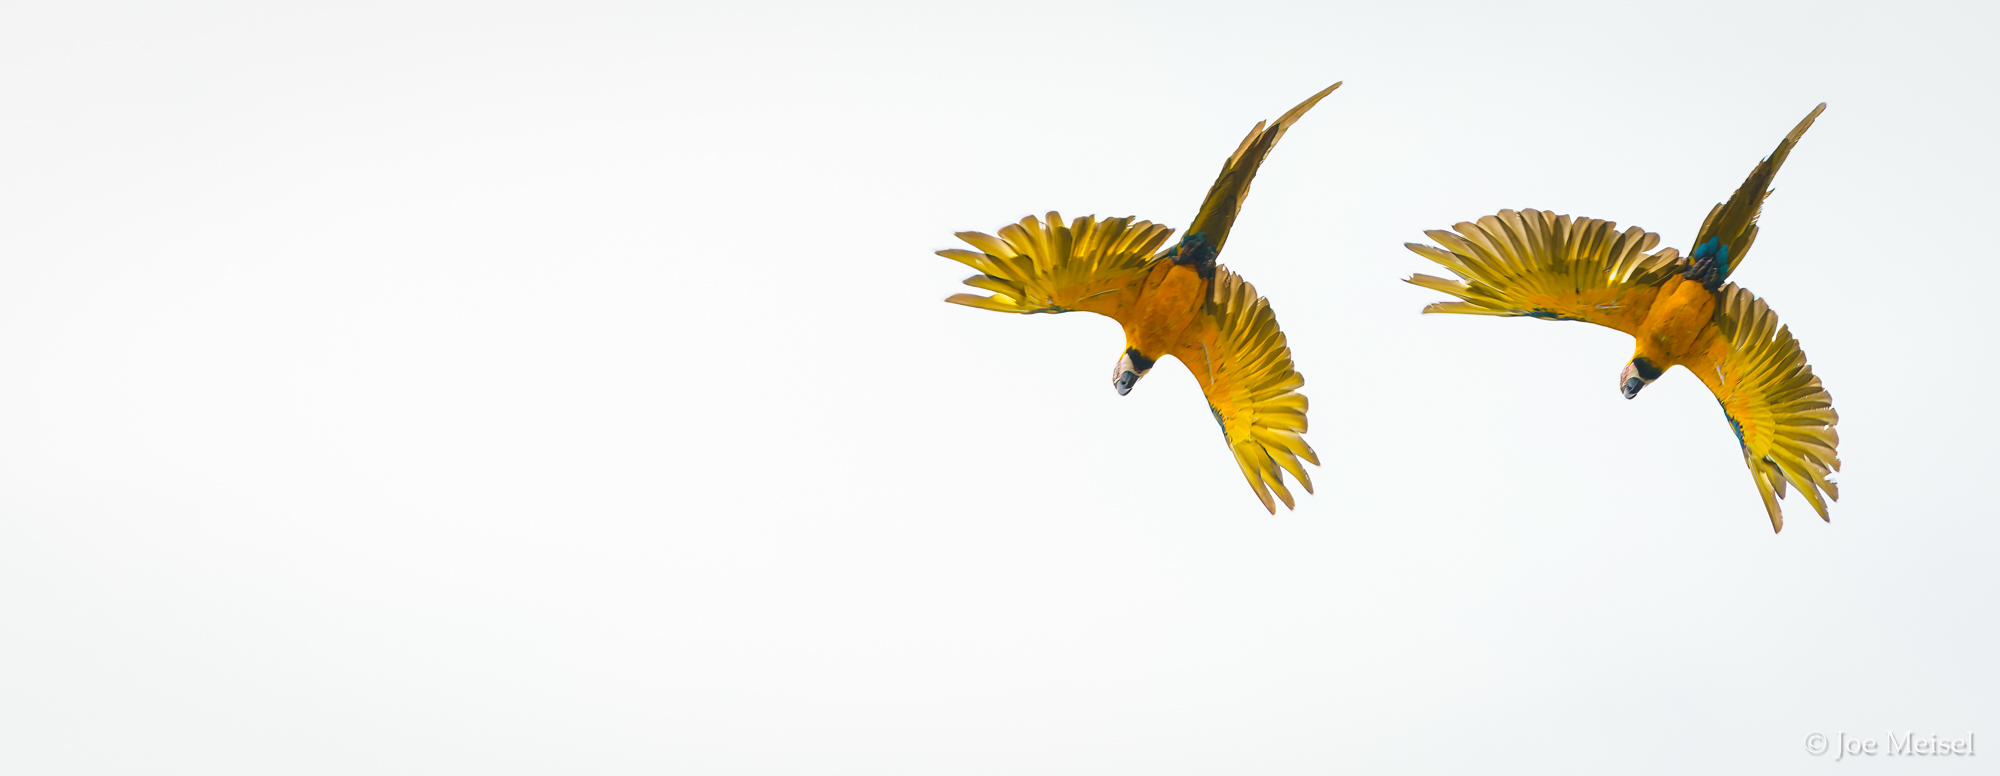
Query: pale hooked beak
[
  {"left": 1619, "top": 359, "right": 1659, "bottom": 400},
  {"left": 1112, "top": 349, "right": 1152, "bottom": 396}
]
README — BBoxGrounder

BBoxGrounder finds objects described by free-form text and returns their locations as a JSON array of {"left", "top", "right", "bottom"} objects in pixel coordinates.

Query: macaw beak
[
  {"left": 1619, "top": 359, "right": 1656, "bottom": 400},
  {"left": 1112, "top": 350, "right": 1150, "bottom": 396}
]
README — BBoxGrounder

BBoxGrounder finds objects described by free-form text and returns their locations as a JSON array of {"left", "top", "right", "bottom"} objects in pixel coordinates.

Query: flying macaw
[
  {"left": 1404, "top": 104, "right": 1838, "bottom": 532},
  {"left": 935, "top": 83, "right": 1340, "bottom": 513}
]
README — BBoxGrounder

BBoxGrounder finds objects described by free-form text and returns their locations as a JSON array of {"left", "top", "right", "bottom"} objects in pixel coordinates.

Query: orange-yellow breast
[
  {"left": 1633, "top": 275, "right": 1719, "bottom": 369},
  {"left": 1123, "top": 262, "right": 1208, "bottom": 358}
]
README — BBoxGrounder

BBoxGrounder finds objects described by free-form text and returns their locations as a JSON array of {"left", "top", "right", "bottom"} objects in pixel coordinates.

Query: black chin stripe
[
  {"left": 1125, "top": 348, "right": 1157, "bottom": 372},
  {"left": 1632, "top": 357, "right": 1663, "bottom": 381}
]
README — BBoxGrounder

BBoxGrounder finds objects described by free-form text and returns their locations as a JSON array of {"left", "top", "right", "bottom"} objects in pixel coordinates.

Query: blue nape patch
[
  {"left": 1693, "top": 236, "right": 1733, "bottom": 277},
  {"left": 1174, "top": 232, "right": 1217, "bottom": 268}
]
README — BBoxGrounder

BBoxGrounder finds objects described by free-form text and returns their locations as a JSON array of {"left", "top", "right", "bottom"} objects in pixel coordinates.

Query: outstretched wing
[
  {"left": 938, "top": 212, "right": 1174, "bottom": 319},
  {"left": 1405, "top": 209, "right": 1684, "bottom": 334},
  {"left": 1184, "top": 82, "right": 1341, "bottom": 256},
  {"left": 1691, "top": 103, "right": 1826, "bottom": 282},
  {"left": 1685, "top": 284, "right": 1840, "bottom": 532},
  {"left": 1170, "top": 267, "right": 1317, "bottom": 513}
]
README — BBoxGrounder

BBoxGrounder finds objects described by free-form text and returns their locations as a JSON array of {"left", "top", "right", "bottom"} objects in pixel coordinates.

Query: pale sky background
[{"left": 1, "top": 0, "right": 1994, "bottom": 773}]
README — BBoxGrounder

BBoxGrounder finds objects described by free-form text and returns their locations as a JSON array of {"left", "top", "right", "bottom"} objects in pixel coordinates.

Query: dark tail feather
[
  {"left": 1693, "top": 103, "right": 1826, "bottom": 281},
  {"left": 1181, "top": 82, "right": 1341, "bottom": 260}
]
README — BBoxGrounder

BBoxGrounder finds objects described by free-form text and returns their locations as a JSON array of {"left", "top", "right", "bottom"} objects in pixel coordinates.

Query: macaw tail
[
  {"left": 1693, "top": 103, "right": 1826, "bottom": 283},
  {"left": 1179, "top": 82, "right": 1341, "bottom": 265}
]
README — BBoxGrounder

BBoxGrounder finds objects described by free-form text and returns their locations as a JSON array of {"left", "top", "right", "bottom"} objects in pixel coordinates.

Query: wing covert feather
[
  {"left": 1687, "top": 284, "right": 1840, "bottom": 532},
  {"left": 1171, "top": 267, "right": 1317, "bottom": 513},
  {"left": 939, "top": 212, "right": 1174, "bottom": 321},
  {"left": 1404, "top": 209, "right": 1684, "bottom": 334}
]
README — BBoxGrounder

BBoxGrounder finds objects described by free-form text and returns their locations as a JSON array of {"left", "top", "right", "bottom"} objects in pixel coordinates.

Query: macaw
[
  {"left": 1405, "top": 104, "right": 1838, "bottom": 532},
  {"left": 935, "top": 83, "right": 1340, "bottom": 513}
]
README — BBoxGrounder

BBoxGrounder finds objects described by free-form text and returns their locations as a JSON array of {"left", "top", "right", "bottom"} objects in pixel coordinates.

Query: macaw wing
[
  {"left": 939, "top": 211, "right": 1175, "bottom": 320},
  {"left": 1692, "top": 103, "right": 1826, "bottom": 282},
  {"left": 1404, "top": 208, "right": 1684, "bottom": 335},
  {"left": 1170, "top": 267, "right": 1317, "bottom": 513},
  {"left": 1686, "top": 284, "right": 1840, "bottom": 532}
]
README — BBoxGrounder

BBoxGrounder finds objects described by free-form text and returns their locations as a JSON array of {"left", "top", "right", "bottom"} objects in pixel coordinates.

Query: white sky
[{"left": 2, "top": 0, "right": 1994, "bottom": 773}]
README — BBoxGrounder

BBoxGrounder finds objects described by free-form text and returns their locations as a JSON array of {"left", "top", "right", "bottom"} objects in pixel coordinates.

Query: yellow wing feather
[
  {"left": 1405, "top": 209, "right": 1685, "bottom": 333},
  {"left": 939, "top": 212, "right": 1174, "bottom": 320},
  {"left": 1171, "top": 267, "right": 1317, "bottom": 513},
  {"left": 1686, "top": 285, "right": 1840, "bottom": 532}
]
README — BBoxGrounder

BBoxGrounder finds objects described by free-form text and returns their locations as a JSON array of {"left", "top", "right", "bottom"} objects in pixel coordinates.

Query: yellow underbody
[
  {"left": 1633, "top": 275, "right": 1719, "bottom": 373},
  {"left": 1123, "top": 262, "right": 1207, "bottom": 362}
]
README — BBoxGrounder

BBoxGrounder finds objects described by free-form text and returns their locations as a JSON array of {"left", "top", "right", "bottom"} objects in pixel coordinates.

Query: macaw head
[
  {"left": 1620, "top": 356, "right": 1663, "bottom": 400},
  {"left": 1113, "top": 348, "right": 1157, "bottom": 396}
]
